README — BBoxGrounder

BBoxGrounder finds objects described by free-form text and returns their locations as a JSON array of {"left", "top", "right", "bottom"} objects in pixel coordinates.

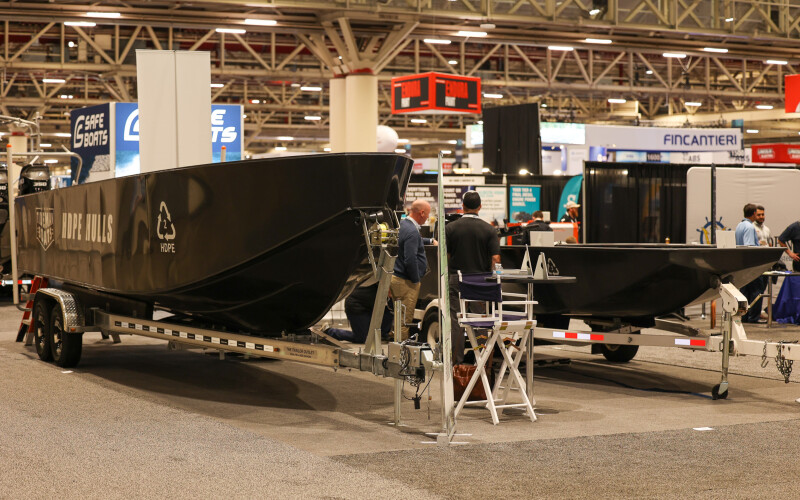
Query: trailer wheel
[
  {"left": 33, "top": 300, "right": 53, "bottom": 362},
  {"left": 422, "top": 308, "right": 440, "bottom": 348},
  {"left": 49, "top": 304, "right": 82, "bottom": 368},
  {"left": 598, "top": 343, "right": 639, "bottom": 363}
]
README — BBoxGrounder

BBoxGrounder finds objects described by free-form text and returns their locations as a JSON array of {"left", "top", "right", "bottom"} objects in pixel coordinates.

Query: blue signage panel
[
  {"left": 70, "top": 103, "right": 111, "bottom": 184},
  {"left": 211, "top": 105, "right": 243, "bottom": 162},
  {"left": 509, "top": 185, "right": 541, "bottom": 222},
  {"left": 114, "top": 102, "right": 140, "bottom": 178},
  {"left": 113, "top": 102, "right": 243, "bottom": 177}
]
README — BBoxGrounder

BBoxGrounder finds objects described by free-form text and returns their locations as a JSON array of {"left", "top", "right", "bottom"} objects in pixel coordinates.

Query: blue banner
[
  {"left": 509, "top": 185, "right": 541, "bottom": 222},
  {"left": 114, "top": 102, "right": 140, "bottom": 178},
  {"left": 211, "top": 105, "right": 243, "bottom": 162},
  {"left": 557, "top": 174, "right": 583, "bottom": 221},
  {"left": 70, "top": 103, "right": 111, "bottom": 184},
  {"left": 114, "top": 102, "right": 243, "bottom": 177}
]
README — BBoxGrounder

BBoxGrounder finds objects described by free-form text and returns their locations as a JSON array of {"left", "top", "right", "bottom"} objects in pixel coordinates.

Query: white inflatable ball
[{"left": 376, "top": 125, "right": 399, "bottom": 152}]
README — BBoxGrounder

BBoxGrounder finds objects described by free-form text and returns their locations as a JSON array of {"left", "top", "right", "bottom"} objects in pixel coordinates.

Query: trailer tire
[
  {"left": 599, "top": 343, "right": 639, "bottom": 363},
  {"left": 422, "top": 308, "right": 440, "bottom": 348},
  {"left": 33, "top": 300, "right": 53, "bottom": 362},
  {"left": 49, "top": 304, "right": 82, "bottom": 368}
]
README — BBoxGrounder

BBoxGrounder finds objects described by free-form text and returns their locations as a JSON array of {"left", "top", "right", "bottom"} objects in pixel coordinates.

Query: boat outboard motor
[{"left": 18, "top": 164, "right": 51, "bottom": 195}]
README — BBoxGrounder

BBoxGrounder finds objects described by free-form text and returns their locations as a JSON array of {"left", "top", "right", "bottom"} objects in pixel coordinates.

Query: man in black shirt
[
  {"left": 525, "top": 210, "right": 552, "bottom": 244},
  {"left": 445, "top": 191, "right": 501, "bottom": 364},
  {"left": 778, "top": 221, "right": 800, "bottom": 272},
  {"left": 560, "top": 201, "right": 580, "bottom": 223}
]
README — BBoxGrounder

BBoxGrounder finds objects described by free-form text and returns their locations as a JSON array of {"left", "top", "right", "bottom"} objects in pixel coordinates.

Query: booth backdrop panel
[
  {"left": 585, "top": 162, "right": 689, "bottom": 243},
  {"left": 686, "top": 167, "right": 800, "bottom": 244},
  {"left": 483, "top": 103, "right": 541, "bottom": 175}
]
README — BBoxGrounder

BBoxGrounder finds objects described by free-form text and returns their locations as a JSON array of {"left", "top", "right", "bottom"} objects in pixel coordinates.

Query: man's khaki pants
[{"left": 390, "top": 275, "right": 421, "bottom": 340}]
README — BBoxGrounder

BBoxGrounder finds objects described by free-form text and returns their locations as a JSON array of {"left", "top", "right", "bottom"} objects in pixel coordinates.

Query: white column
[
  {"left": 136, "top": 50, "right": 211, "bottom": 172},
  {"left": 329, "top": 77, "right": 347, "bottom": 153},
  {"left": 345, "top": 72, "right": 377, "bottom": 152}
]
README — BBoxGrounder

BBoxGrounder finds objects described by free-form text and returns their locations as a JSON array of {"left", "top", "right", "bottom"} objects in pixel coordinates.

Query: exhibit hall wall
[{"left": 686, "top": 167, "right": 800, "bottom": 244}]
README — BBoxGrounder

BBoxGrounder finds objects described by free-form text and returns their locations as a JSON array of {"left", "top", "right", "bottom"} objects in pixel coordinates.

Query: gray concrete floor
[{"left": 1, "top": 300, "right": 800, "bottom": 499}]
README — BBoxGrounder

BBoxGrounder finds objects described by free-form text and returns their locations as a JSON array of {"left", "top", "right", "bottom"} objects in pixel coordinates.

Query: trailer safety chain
[
  {"left": 761, "top": 341, "right": 770, "bottom": 369},
  {"left": 775, "top": 341, "right": 795, "bottom": 384}
]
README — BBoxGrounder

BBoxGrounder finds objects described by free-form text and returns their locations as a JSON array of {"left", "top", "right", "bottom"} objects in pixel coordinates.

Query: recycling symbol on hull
[{"left": 156, "top": 201, "right": 176, "bottom": 241}]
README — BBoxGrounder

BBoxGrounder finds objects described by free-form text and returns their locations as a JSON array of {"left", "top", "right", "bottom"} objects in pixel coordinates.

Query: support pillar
[
  {"left": 329, "top": 76, "right": 347, "bottom": 153},
  {"left": 345, "top": 72, "right": 377, "bottom": 152}
]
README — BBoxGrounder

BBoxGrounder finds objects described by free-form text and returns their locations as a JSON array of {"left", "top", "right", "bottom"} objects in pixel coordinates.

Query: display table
[
  {"left": 484, "top": 272, "right": 576, "bottom": 406},
  {"left": 771, "top": 274, "right": 800, "bottom": 325}
]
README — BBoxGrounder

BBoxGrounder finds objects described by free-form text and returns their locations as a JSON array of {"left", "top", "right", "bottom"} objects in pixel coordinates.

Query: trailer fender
[{"left": 35, "top": 289, "right": 86, "bottom": 334}]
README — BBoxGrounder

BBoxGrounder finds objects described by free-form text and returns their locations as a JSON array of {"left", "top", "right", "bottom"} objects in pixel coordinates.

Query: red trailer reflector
[
  {"left": 675, "top": 338, "right": 706, "bottom": 347},
  {"left": 553, "top": 331, "right": 604, "bottom": 341}
]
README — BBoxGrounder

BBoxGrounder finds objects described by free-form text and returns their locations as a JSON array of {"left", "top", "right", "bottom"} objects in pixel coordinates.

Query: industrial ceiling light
[
  {"left": 39, "top": 143, "right": 52, "bottom": 148},
  {"left": 394, "top": 148, "right": 406, "bottom": 154},
  {"left": 607, "top": 98, "right": 626, "bottom": 104},
  {"left": 481, "top": 167, "right": 491, "bottom": 173},
  {"left": 540, "top": 104, "right": 547, "bottom": 108},
  {"left": 410, "top": 118, "right": 427, "bottom": 123},
  {"left": 725, "top": 17, "right": 734, "bottom": 22},
  {"left": 424, "top": 38, "right": 451, "bottom": 45},
  {"left": 244, "top": 19, "right": 277, "bottom": 26},
  {"left": 480, "top": 23, "right": 496, "bottom": 29},
  {"left": 68, "top": 41, "right": 76, "bottom": 48},
  {"left": 216, "top": 28, "right": 246, "bottom": 34},
  {"left": 447, "top": 140, "right": 458, "bottom": 144},
  {"left": 477, "top": 120, "right": 484, "bottom": 124},
  {"left": 663, "top": 52, "right": 686, "bottom": 58},
  {"left": 86, "top": 12, "right": 121, "bottom": 18},
  {"left": 301, "top": 86, "right": 322, "bottom": 91},
  {"left": 519, "top": 168, "right": 529, "bottom": 175},
  {"left": 275, "top": 146, "right": 287, "bottom": 151},
  {"left": 290, "top": 83, "right": 300, "bottom": 87},
  {"left": 43, "top": 78, "right": 66, "bottom": 83},
  {"left": 584, "top": 38, "right": 612, "bottom": 44},
  {"left": 210, "top": 83, "right": 224, "bottom": 88},
  {"left": 277, "top": 136, "right": 294, "bottom": 140},
  {"left": 766, "top": 59, "right": 788, "bottom": 65},
  {"left": 441, "top": 150, "right": 452, "bottom": 154},
  {"left": 323, "top": 147, "right": 332, "bottom": 152},
  {"left": 645, "top": 70, "right": 654, "bottom": 74},
  {"left": 397, "top": 138, "right": 409, "bottom": 144},
  {"left": 304, "top": 115, "right": 322, "bottom": 121},
  {"left": 756, "top": 104, "right": 774, "bottom": 110},
  {"left": 703, "top": 47, "right": 728, "bottom": 53},
  {"left": 548, "top": 45, "right": 574, "bottom": 51},
  {"left": 448, "top": 60, "right": 458, "bottom": 65},
  {"left": 483, "top": 93, "right": 504, "bottom": 98},
  {"left": 746, "top": 129, "right": 759, "bottom": 133},
  {"left": 589, "top": 9, "right": 601, "bottom": 15},
  {"left": 250, "top": 99, "right": 260, "bottom": 104},
  {"left": 64, "top": 21, "right": 96, "bottom": 27},
  {"left": 685, "top": 101, "right": 702, "bottom": 107},
  {"left": 457, "top": 31, "right": 487, "bottom": 37},
  {"left": 59, "top": 94, "right": 74, "bottom": 99},
  {"left": 44, "top": 159, "right": 58, "bottom": 164},
  {"left": 52, "top": 133, "right": 71, "bottom": 138}
]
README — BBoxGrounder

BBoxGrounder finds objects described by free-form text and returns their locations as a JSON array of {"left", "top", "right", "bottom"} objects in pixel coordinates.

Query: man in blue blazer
[{"left": 391, "top": 199, "right": 432, "bottom": 340}]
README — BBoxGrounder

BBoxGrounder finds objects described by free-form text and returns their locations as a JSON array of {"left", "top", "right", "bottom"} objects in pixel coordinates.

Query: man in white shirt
[{"left": 753, "top": 205, "right": 771, "bottom": 246}]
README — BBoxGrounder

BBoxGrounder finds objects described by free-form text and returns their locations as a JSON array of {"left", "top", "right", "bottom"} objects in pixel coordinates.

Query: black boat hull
[
  {"left": 16, "top": 153, "right": 413, "bottom": 334},
  {"left": 502, "top": 244, "right": 785, "bottom": 320},
  {"left": 419, "top": 243, "right": 784, "bottom": 323}
]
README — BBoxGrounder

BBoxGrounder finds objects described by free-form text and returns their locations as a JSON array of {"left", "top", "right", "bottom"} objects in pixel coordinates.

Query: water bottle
[{"left": 494, "top": 262, "right": 503, "bottom": 276}]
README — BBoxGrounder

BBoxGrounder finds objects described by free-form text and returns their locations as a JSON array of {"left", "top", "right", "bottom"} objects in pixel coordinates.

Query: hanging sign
[
  {"left": 751, "top": 143, "right": 800, "bottom": 164},
  {"left": 785, "top": 74, "right": 800, "bottom": 113},
  {"left": 391, "top": 72, "right": 481, "bottom": 115}
]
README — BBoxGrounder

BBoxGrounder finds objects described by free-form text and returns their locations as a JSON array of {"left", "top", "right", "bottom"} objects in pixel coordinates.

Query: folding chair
[{"left": 453, "top": 271, "right": 537, "bottom": 424}]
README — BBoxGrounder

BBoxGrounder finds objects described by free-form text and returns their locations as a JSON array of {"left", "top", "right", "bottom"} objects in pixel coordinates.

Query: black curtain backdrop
[
  {"left": 483, "top": 103, "right": 541, "bottom": 175},
  {"left": 585, "top": 162, "right": 689, "bottom": 243}
]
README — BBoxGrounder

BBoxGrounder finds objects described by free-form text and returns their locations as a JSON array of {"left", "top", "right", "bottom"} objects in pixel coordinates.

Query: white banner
[
  {"left": 588, "top": 124, "right": 742, "bottom": 152},
  {"left": 686, "top": 167, "right": 800, "bottom": 244}
]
